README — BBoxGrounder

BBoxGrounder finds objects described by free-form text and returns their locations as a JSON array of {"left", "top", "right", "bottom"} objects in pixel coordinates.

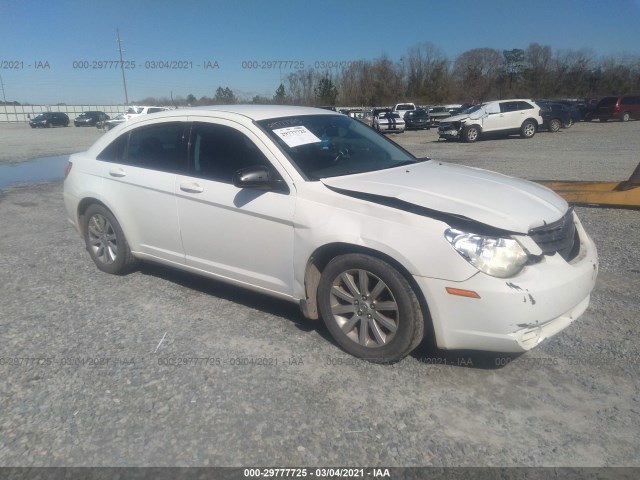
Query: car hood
[
  {"left": 320, "top": 161, "right": 568, "bottom": 233},
  {"left": 439, "top": 113, "right": 471, "bottom": 123}
]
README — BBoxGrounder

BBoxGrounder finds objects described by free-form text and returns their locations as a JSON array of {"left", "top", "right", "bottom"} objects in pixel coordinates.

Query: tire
[
  {"left": 520, "top": 120, "right": 536, "bottom": 138},
  {"left": 600, "top": 117, "right": 608, "bottom": 122},
  {"left": 83, "top": 204, "right": 138, "bottom": 275},
  {"left": 622, "top": 112, "right": 630, "bottom": 122},
  {"left": 462, "top": 125, "right": 479, "bottom": 143},
  {"left": 318, "top": 254, "right": 424, "bottom": 363},
  {"left": 549, "top": 118, "right": 561, "bottom": 133}
]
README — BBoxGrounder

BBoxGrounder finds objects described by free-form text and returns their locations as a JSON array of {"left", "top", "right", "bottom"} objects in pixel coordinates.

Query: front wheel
[
  {"left": 462, "top": 125, "right": 479, "bottom": 143},
  {"left": 549, "top": 118, "right": 561, "bottom": 133},
  {"left": 622, "top": 112, "right": 630, "bottom": 122},
  {"left": 318, "top": 254, "right": 424, "bottom": 363},
  {"left": 520, "top": 120, "right": 536, "bottom": 138},
  {"left": 83, "top": 204, "right": 138, "bottom": 275}
]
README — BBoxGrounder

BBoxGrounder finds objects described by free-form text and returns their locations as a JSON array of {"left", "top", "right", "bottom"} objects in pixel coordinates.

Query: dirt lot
[
  {"left": 0, "top": 124, "right": 104, "bottom": 165},
  {"left": 0, "top": 120, "right": 639, "bottom": 468}
]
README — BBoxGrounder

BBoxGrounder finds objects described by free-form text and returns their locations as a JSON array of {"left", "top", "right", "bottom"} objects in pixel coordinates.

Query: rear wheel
[
  {"left": 83, "top": 204, "right": 138, "bottom": 275},
  {"left": 462, "top": 125, "right": 479, "bottom": 143},
  {"left": 622, "top": 112, "right": 631, "bottom": 122},
  {"left": 520, "top": 120, "right": 536, "bottom": 138},
  {"left": 318, "top": 254, "right": 424, "bottom": 363},
  {"left": 549, "top": 118, "right": 561, "bottom": 132}
]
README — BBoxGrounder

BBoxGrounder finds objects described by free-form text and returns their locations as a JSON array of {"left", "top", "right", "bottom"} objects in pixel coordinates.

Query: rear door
[
  {"left": 98, "top": 119, "right": 188, "bottom": 264},
  {"left": 175, "top": 119, "right": 296, "bottom": 296}
]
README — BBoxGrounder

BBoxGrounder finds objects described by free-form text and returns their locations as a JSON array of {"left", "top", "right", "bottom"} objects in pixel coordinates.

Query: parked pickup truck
[{"left": 392, "top": 103, "right": 416, "bottom": 118}]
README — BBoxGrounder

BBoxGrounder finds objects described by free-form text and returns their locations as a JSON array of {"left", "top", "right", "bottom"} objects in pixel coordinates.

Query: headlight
[{"left": 445, "top": 228, "right": 529, "bottom": 278}]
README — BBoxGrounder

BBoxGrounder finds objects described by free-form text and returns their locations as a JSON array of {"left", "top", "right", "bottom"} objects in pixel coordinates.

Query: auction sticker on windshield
[{"left": 273, "top": 126, "right": 321, "bottom": 148}]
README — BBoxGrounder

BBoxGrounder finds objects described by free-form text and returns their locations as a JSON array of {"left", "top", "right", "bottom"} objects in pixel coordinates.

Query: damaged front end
[{"left": 438, "top": 120, "right": 465, "bottom": 140}]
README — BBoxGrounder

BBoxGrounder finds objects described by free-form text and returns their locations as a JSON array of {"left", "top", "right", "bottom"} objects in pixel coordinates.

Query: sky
[{"left": 1, "top": 0, "right": 639, "bottom": 105}]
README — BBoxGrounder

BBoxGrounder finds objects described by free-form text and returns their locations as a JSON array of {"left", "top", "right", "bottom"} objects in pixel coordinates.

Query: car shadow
[
  {"left": 137, "top": 262, "right": 324, "bottom": 335},
  {"left": 136, "top": 263, "right": 524, "bottom": 369}
]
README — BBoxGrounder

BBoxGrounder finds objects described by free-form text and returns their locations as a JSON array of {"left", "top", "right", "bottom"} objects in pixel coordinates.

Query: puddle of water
[{"left": 0, "top": 155, "right": 70, "bottom": 188}]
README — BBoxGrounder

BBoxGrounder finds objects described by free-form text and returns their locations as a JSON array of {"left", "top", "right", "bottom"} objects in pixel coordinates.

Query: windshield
[
  {"left": 462, "top": 104, "right": 484, "bottom": 115},
  {"left": 409, "top": 110, "right": 428, "bottom": 118},
  {"left": 257, "top": 114, "right": 418, "bottom": 180}
]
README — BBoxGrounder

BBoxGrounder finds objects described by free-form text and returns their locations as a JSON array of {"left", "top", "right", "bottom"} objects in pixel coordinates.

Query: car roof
[
  {"left": 185, "top": 105, "right": 339, "bottom": 120},
  {"left": 86, "top": 105, "right": 345, "bottom": 154}
]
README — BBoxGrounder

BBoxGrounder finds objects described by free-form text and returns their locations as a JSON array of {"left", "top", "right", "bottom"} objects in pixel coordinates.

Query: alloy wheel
[
  {"left": 328, "top": 269, "right": 399, "bottom": 348},
  {"left": 87, "top": 213, "right": 118, "bottom": 265}
]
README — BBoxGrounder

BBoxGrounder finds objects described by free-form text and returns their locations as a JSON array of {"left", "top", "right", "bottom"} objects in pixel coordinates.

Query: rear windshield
[{"left": 257, "top": 114, "right": 417, "bottom": 180}]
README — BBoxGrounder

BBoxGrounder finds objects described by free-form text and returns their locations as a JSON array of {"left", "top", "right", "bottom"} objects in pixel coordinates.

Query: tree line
[{"left": 139, "top": 42, "right": 640, "bottom": 107}]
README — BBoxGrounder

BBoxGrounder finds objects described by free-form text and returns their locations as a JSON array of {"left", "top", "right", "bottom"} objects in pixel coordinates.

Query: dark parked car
[
  {"left": 538, "top": 102, "right": 573, "bottom": 132},
  {"left": 580, "top": 98, "right": 599, "bottom": 121},
  {"left": 29, "top": 112, "right": 70, "bottom": 128},
  {"left": 596, "top": 95, "right": 640, "bottom": 122},
  {"left": 550, "top": 100, "right": 582, "bottom": 123},
  {"left": 74, "top": 111, "right": 110, "bottom": 127},
  {"left": 427, "top": 106, "right": 451, "bottom": 124},
  {"left": 404, "top": 109, "right": 432, "bottom": 130}
]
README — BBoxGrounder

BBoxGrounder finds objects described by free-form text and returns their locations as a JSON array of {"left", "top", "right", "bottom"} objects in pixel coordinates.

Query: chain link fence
[{"left": 0, "top": 105, "right": 128, "bottom": 123}]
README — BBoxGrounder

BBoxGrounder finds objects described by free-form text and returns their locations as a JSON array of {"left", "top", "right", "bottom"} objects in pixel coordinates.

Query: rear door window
[
  {"left": 97, "top": 122, "right": 187, "bottom": 173},
  {"left": 127, "top": 122, "right": 187, "bottom": 172}
]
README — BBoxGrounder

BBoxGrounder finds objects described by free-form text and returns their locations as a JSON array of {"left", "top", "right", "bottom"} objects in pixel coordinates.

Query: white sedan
[
  {"left": 372, "top": 111, "right": 405, "bottom": 133},
  {"left": 64, "top": 105, "right": 598, "bottom": 363}
]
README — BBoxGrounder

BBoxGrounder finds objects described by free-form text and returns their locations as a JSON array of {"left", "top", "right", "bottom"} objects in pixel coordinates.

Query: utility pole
[
  {"left": 117, "top": 28, "right": 129, "bottom": 106},
  {"left": 0, "top": 73, "right": 7, "bottom": 104}
]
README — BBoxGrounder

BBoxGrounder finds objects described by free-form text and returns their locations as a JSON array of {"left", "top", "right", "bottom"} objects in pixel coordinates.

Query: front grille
[{"left": 528, "top": 208, "right": 579, "bottom": 261}]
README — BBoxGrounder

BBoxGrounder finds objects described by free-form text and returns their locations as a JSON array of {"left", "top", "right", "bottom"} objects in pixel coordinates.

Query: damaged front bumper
[
  {"left": 415, "top": 220, "right": 598, "bottom": 353},
  {"left": 437, "top": 122, "right": 462, "bottom": 140}
]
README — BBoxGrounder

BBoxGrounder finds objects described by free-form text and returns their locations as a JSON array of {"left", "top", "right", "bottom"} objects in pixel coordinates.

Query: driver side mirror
[{"left": 232, "top": 165, "right": 287, "bottom": 192}]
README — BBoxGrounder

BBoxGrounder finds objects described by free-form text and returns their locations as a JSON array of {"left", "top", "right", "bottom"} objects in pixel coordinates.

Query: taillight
[{"left": 64, "top": 161, "right": 73, "bottom": 179}]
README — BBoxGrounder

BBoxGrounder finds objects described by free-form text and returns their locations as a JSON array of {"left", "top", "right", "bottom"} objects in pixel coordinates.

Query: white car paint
[
  {"left": 64, "top": 105, "right": 598, "bottom": 358},
  {"left": 372, "top": 112, "right": 405, "bottom": 133},
  {"left": 438, "top": 99, "right": 543, "bottom": 140}
]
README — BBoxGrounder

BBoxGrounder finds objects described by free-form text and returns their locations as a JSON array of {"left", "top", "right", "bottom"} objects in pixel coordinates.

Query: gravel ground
[
  {"left": 0, "top": 124, "right": 103, "bottom": 164},
  {"left": 0, "top": 120, "right": 639, "bottom": 468}
]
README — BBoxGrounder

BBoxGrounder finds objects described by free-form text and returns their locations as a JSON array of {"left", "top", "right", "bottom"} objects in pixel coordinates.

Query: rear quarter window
[{"left": 517, "top": 101, "right": 535, "bottom": 110}]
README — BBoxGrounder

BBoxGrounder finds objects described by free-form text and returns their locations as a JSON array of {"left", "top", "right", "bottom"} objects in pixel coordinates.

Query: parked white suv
[
  {"left": 63, "top": 105, "right": 597, "bottom": 363},
  {"left": 438, "top": 99, "right": 542, "bottom": 142}
]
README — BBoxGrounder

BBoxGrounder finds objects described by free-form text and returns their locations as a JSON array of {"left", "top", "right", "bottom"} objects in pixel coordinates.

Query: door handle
[
  {"left": 109, "top": 168, "right": 126, "bottom": 177},
  {"left": 180, "top": 182, "right": 204, "bottom": 193}
]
